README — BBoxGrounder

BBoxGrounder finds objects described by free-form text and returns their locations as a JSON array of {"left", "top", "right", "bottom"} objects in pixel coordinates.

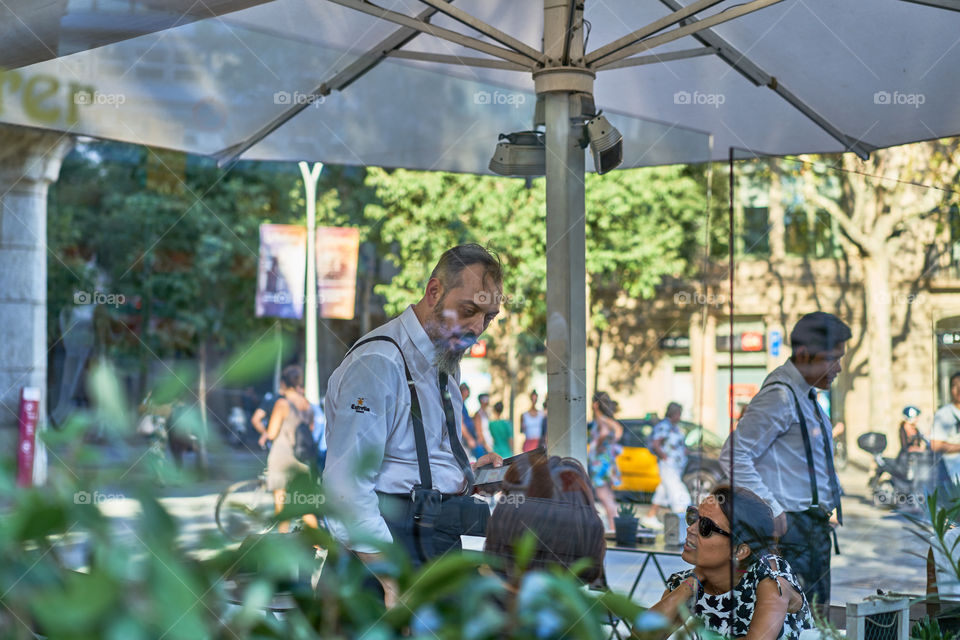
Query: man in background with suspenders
[
  {"left": 323, "top": 244, "right": 504, "bottom": 604},
  {"left": 720, "top": 312, "right": 851, "bottom": 611}
]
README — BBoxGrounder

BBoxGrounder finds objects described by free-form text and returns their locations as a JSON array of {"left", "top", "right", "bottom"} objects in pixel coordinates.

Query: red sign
[
  {"left": 729, "top": 383, "right": 759, "bottom": 420},
  {"left": 17, "top": 387, "right": 40, "bottom": 487},
  {"left": 469, "top": 340, "right": 487, "bottom": 358},
  {"left": 740, "top": 331, "right": 764, "bottom": 352}
]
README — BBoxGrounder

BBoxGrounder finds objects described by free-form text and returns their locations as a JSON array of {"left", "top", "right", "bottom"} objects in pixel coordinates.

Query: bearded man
[{"left": 323, "top": 244, "right": 504, "bottom": 597}]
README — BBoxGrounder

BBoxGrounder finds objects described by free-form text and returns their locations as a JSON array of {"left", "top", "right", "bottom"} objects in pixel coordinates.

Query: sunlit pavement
[{"left": 55, "top": 441, "right": 926, "bottom": 609}]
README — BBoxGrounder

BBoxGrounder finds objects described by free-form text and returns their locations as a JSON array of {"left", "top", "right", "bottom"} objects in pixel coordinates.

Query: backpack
[{"left": 292, "top": 404, "right": 316, "bottom": 465}]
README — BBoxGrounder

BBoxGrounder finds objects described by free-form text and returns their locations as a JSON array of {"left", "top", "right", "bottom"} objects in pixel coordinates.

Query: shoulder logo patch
[{"left": 351, "top": 397, "right": 371, "bottom": 414}]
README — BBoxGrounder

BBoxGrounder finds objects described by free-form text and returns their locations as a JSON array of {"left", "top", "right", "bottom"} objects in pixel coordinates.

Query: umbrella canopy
[
  {"left": 3, "top": 0, "right": 959, "bottom": 170},
  {"left": 4, "top": 0, "right": 960, "bottom": 461}
]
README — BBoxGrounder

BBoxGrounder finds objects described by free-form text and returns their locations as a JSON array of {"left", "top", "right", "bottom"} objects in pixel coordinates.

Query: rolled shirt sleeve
[
  {"left": 720, "top": 386, "right": 793, "bottom": 517},
  {"left": 324, "top": 351, "right": 403, "bottom": 554}
]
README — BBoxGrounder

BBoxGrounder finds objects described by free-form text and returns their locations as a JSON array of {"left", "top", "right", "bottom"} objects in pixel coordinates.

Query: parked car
[{"left": 601, "top": 418, "right": 725, "bottom": 503}]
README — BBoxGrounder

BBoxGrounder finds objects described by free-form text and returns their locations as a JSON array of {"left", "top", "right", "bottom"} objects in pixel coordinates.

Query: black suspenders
[
  {"left": 344, "top": 336, "right": 432, "bottom": 492},
  {"left": 764, "top": 381, "right": 820, "bottom": 508}
]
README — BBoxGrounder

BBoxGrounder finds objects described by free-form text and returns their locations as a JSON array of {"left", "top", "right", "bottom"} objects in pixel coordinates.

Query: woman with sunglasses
[{"left": 651, "top": 486, "right": 812, "bottom": 640}]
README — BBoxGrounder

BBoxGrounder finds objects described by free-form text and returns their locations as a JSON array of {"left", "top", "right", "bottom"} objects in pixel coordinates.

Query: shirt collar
[
  {"left": 783, "top": 359, "right": 816, "bottom": 397},
  {"left": 399, "top": 305, "right": 439, "bottom": 366}
]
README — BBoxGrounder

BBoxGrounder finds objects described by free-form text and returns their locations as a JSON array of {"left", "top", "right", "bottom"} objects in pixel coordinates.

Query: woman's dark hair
[
  {"left": 485, "top": 451, "right": 605, "bottom": 583},
  {"left": 494, "top": 401, "right": 504, "bottom": 414},
  {"left": 593, "top": 391, "right": 618, "bottom": 418},
  {"left": 500, "top": 450, "right": 594, "bottom": 507},
  {"left": 708, "top": 485, "right": 777, "bottom": 567},
  {"left": 280, "top": 365, "right": 303, "bottom": 390}
]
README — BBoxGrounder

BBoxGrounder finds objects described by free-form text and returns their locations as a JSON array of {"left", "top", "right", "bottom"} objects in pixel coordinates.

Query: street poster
[
  {"left": 256, "top": 224, "right": 306, "bottom": 319},
  {"left": 316, "top": 227, "right": 360, "bottom": 320}
]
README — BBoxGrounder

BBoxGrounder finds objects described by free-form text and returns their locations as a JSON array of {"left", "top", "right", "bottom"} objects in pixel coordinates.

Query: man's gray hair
[{"left": 430, "top": 244, "right": 503, "bottom": 291}]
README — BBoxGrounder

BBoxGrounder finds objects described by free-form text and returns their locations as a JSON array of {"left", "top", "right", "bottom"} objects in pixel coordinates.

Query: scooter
[{"left": 857, "top": 431, "right": 935, "bottom": 511}]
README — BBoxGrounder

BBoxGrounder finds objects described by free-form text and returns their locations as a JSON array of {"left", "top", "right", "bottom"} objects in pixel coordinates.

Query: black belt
[{"left": 377, "top": 491, "right": 464, "bottom": 502}]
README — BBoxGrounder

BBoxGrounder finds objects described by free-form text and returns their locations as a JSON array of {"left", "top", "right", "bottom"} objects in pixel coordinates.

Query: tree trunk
[
  {"left": 137, "top": 265, "right": 153, "bottom": 402},
  {"left": 198, "top": 339, "right": 208, "bottom": 431},
  {"left": 593, "top": 327, "right": 603, "bottom": 394},
  {"left": 862, "top": 253, "right": 894, "bottom": 438},
  {"left": 197, "top": 338, "right": 209, "bottom": 473}
]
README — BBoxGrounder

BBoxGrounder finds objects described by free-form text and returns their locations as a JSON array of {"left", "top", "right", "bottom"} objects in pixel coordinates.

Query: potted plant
[{"left": 614, "top": 502, "right": 639, "bottom": 548}]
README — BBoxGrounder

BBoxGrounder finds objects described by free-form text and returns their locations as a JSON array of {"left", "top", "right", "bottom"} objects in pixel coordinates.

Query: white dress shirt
[
  {"left": 720, "top": 360, "right": 839, "bottom": 518},
  {"left": 324, "top": 305, "right": 468, "bottom": 553}
]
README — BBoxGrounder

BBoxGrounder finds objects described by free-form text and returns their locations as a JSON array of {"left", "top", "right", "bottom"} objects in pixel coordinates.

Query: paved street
[{"left": 61, "top": 441, "right": 927, "bottom": 609}]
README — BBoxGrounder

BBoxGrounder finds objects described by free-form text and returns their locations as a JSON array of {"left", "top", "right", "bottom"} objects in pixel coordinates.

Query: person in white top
[
  {"left": 324, "top": 244, "right": 504, "bottom": 604},
  {"left": 720, "top": 311, "right": 850, "bottom": 612},
  {"left": 521, "top": 390, "right": 545, "bottom": 452},
  {"left": 474, "top": 393, "right": 494, "bottom": 455},
  {"left": 932, "top": 372, "right": 960, "bottom": 485}
]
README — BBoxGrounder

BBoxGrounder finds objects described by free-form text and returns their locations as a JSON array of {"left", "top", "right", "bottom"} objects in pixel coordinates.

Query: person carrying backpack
[{"left": 261, "top": 365, "right": 319, "bottom": 533}]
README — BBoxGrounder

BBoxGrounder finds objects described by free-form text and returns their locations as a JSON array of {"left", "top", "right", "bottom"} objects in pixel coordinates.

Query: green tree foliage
[
  {"left": 365, "top": 165, "right": 707, "bottom": 340},
  {"left": 47, "top": 142, "right": 306, "bottom": 396}
]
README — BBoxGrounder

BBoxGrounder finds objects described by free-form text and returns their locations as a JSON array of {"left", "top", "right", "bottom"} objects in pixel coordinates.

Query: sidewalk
[{"left": 832, "top": 463, "right": 926, "bottom": 600}]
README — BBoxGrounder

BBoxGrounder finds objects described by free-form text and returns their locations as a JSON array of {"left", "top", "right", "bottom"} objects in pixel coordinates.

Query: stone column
[{"left": 0, "top": 125, "right": 73, "bottom": 429}]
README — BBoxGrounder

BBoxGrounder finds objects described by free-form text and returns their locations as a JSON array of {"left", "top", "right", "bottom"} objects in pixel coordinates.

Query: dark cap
[{"left": 790, "top": 312, "right": 851, "bottom": 354}]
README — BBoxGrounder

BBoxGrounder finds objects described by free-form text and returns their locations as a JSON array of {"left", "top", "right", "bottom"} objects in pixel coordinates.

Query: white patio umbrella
[{"left": 3, "top": 0, "right": 960, "bottom": 461}]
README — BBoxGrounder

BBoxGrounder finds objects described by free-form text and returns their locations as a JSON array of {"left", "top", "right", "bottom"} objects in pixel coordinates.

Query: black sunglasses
[{"left": 686, "top": 506, "right": 731, "bottom": 538}]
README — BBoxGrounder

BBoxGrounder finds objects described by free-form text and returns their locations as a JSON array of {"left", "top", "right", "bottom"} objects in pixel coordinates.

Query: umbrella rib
[
  {"left": 213, "top": 1, "right": 456, "bottom": 166},
  {"left": 414, "top": 0, "right": 544, "bottom": 62},
  {"left": 588, "top": 0, "right": 786, "bottom": 68},
  {"left": 655, "top": 0, "right": 876, "bottom": 159},
  {"left": 585, "top": 0, "right": 726, "bottom": 66},
  {"left": 326, "top": 0, "right": 537, "bottom": 68},
  {"left": 593, "top": 46, "right": 718, "bottom": 71},
  {"left": 899, "top": 0, "right": 960, "bottom": 11},
  {"left": 388, "top": 50, "right": 529, "bottom": 71}
]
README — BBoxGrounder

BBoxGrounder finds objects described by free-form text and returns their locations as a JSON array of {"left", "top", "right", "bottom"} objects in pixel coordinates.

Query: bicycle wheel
[{"left": 215, "top": 478, "right": 274, "bottom": 540}]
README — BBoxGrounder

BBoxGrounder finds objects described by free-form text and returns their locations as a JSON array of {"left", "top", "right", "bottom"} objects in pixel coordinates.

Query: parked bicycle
[
  {"left": 215, "top": 468, "right": 320, "bottom": 540},
  {"left": 215, "top": 468, "right": 276, "bottom": 540}
]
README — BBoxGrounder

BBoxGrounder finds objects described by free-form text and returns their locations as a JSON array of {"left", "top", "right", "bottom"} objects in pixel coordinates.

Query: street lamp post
[{"left": 298, "top": 161, "right": 323, "bottom": 405}]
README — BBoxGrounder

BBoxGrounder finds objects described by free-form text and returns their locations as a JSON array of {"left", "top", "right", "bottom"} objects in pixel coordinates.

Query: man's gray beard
[
  {"left": 429, "top": 295, "right": 466, "bottom": 376},
  {"left": 434, "top": 346, "right": 465, "bottom": 377}
]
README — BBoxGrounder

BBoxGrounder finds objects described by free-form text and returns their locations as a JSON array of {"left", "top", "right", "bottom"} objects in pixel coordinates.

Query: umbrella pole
[{"left": 542, "top": 0, "right": 588, "bottom": 465}]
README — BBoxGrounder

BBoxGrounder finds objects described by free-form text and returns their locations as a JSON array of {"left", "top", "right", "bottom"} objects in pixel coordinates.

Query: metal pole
[
  {"left": 299, "top": 161, "right": 323, "bottom": 405},
  {"left": 542, "top": 0, "right": 588, "bottom": 464}
]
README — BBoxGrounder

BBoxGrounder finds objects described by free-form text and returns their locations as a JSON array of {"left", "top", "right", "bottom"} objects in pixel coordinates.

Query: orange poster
[{"left": 316, "top": 227, "right": 360, "bottom": 319}]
